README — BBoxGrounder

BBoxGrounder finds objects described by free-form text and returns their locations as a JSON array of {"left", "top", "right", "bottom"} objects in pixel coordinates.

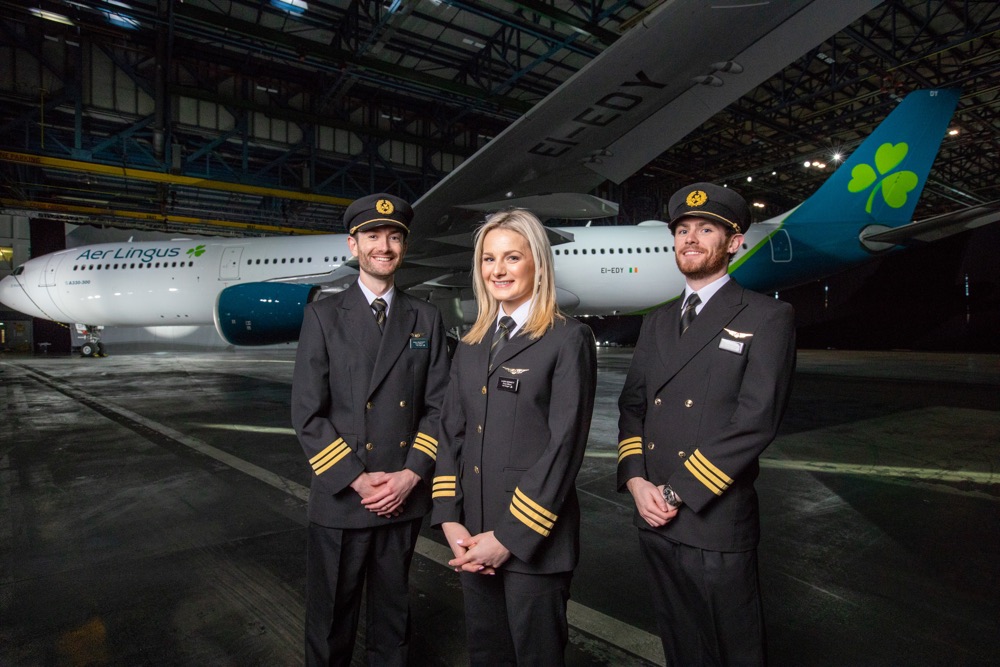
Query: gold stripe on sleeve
[
  {"left": 617, "top": 436, "right": 644, "bottom": 463},
  {"left": 508, "top": 488, "right": 557, "bottom": 537},
  {"left": 432, "top": 475, "right": 456, "bottom": 499},
  {"left": 683, "top": 451, "right": 732, "bottom": 496},
  {"left": 412, "top": 433, "right": 438, "bottom": 460},
  {"left": 309, "top": 437, "right": 346, "bottom": 465},
  {"left": 691, "top": 450, "right": 734, "bottom": 485},
  {"left": 311, "top": 438, "right": 350, "bottom": 475}
]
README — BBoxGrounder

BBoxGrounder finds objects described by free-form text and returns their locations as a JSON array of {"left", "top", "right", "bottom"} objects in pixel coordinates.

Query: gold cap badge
[
  {"left": 685, "top": 190, "right": 708, "bottom": 207},
  {"left": 376, "top": 199, "right": 394, "bottom": 215}
]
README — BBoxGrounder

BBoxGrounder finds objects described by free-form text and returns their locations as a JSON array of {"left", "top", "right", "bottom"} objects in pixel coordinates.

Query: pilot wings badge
[
  {"left": 723, "top": 328, "right": 754, "bottom": 339},
  {"left": 502, "top": 367, "right": 529, "bottom": 375}
]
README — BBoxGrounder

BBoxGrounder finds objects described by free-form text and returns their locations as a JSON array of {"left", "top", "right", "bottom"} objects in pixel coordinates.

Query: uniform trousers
[
  {"left": 460, "top": 568, "right": 573, "bottom": 667},
  {"left": 305, "top": 518, "right": 421, "bottom": 667},
  {"left": 638, "top": 529, "right": 766, "bottom": 667}
]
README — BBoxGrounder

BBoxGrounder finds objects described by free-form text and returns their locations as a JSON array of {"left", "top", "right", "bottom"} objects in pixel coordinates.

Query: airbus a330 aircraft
[
  {"left": 1, "top": 88, "right": 981, "bottom": 353},
  {"left": 2, "top": 2, "right": 986, "bottom": 353}
]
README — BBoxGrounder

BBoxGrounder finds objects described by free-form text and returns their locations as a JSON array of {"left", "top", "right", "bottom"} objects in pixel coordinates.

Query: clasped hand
[
  {"left": 626, "top": 477, "right": 679, "bottom": 527},
  {"left": 351, "top": 469, "right": 419, "bottom": 517},
  {"left": 441, "top": 522, "right": 510, "bottom": 575}
]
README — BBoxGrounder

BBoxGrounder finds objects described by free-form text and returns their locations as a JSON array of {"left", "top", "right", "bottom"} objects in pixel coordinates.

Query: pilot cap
[
  {"left": 668, "top": 182, "right": 751, "bottom": 235},
  {"left": 345, "top": 193, "right": 413, "bottom": 236}
]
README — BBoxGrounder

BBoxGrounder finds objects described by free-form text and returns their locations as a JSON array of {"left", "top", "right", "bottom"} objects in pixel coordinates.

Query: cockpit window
[{"left": 12, "top": 266, "right": 24, "bottom": 276}]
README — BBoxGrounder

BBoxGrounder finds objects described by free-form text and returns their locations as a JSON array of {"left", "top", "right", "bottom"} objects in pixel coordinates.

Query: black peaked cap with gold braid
[
  {"left": 667, "top": 182, "right": 751, "bottom": 235},
  {"left": 345, "top": 193, "right": 414, "bottom": 235}
]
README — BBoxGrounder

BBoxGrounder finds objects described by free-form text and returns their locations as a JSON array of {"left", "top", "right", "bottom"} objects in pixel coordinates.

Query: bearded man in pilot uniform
[
  {"left": 292, "top": 193, "right": 450, "bottom": 666},
  {"left": 617, "top": 183, "right": 796, "bottom": 666}
]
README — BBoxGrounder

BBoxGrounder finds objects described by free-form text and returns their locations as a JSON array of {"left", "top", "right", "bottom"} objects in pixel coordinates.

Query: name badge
[
  {"left": 410, "top": 338, "right": 429, "bottom": 349},
  {"left": 497, "top": 377, "right": 520, "bottom": 393},
  {"left": 719, "top": 338, "right": 744, "bottom": 354}
]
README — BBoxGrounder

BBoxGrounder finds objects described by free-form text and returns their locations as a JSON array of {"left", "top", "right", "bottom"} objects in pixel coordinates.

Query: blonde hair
[{"left": 463, "top": 209, "right": 563, "bottom": 344}]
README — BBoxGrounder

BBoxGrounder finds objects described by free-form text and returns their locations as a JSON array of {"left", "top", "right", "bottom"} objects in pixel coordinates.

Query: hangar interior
[
  {"left": 1, "top": 0, "right": 999, "bottom": 352},
  {"left": 1, "top": 3, "right": 998, "bottom": 666}
]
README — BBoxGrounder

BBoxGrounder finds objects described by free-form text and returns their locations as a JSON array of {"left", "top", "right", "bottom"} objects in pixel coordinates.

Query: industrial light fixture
[
  {"left": 29, "top": 8, "right": 74, "bottom": 25},
  {"left": 271, "top": 0, "right": 308, "bottom": 13}
]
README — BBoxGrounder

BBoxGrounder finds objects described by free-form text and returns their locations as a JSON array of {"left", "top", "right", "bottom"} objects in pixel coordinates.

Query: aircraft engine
[{"left": 214, "top": 282, "right": 320, "bottom": 346}]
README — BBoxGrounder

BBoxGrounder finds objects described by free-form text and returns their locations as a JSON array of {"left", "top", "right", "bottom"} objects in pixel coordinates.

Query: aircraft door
[
  {"left": 769, "top": 229, "right": 792, "bottom": 263},
  {"left": 40, "top": 254, "right": 60, "bottom": 287},
  {"left": 219, "top": 247, "right": 243, "bottom": 281}
]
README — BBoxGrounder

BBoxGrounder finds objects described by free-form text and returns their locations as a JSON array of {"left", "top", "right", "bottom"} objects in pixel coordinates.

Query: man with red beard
[
  {"left": 617, "top": 183, "right": 796, "bottom": 666},
  {"left": 292, "top": 194, "right": 450, "bottom": 666}
]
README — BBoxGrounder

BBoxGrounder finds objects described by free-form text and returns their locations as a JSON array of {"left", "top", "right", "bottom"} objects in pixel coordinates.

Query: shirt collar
[
  {"left": 495, "top": 299, "right": 533, "bottom": 337},
  {"left": 683, "top": 274, "right": 729, "bottom": 314},
  {"left": 358, "top": 280, "right": 395, "bottom": 311}
]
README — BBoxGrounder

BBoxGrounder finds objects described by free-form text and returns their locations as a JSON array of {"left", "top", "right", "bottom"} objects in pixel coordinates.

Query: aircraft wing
[
  {"left": 862, "top": 200, "right": 1000, "bottom": 245},
  {"left": 411, "top": 0, "right": 879, "bottom": 238}
]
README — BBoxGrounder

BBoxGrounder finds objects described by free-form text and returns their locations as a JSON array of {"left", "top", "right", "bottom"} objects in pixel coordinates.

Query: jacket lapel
[
  {"left": 343, "top": 283, "right": 381, "bottom": 364},
  {"left": 489, "top": 328, "right": 540, "bottom": 377},
  {"left": 658, "top": 281, "right": 748, "bottom": 384},
  {"left": 369, "top": 293, "right": 416, "bottom": 396}
]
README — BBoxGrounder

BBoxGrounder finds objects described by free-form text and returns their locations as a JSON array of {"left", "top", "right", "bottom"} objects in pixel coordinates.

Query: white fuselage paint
[
  {"left": 1, "top": 219, "right": 783, "bottom": 330},
  {"left": 0, "top": 235, "right": 358, "bottom": 326}
]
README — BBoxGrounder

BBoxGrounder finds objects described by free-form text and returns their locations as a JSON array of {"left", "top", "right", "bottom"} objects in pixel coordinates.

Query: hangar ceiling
[{"left": 0, "top": 0, "right": 997, "bottom": 236}]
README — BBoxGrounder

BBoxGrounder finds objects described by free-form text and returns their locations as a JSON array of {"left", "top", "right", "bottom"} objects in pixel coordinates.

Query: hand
[
  {"left": 441, "top": 522, "right": 494, "bottom": 574},
  {"left": 360, "top": 469, "right": 420, "bottom": 517},
  {"left": 350, "top": 471, "right": 387, "bottom": 500},
  {"left": 626, "top": 477, "right": 678, "bottom": 528},
  {"left": 449, "top": 530, "right": 510, "bottom": 574}
]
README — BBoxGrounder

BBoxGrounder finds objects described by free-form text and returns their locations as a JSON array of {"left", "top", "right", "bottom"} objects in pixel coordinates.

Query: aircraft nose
[{"left": 0, "top": 274, "right": 38, "bottom": 316}]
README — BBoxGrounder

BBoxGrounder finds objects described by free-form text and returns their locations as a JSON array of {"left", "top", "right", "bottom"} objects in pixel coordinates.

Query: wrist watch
[{"left": 662, "top": 484, "right": 684, "bottom": 509}]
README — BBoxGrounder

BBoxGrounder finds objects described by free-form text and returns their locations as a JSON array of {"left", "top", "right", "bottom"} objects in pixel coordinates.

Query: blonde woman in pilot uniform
[{"left": 432, "top": 209, "right": 597, "bottom": 666}]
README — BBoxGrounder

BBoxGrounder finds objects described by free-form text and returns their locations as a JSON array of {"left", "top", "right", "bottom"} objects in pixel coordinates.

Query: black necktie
[
  {"left": 490, "top": 316, "right": 516, "bottom": 368},
  {"left": 372, "top": 297, "right": 387, "bottom": 333},
  {"left": 680, "top": 292, "right": 700, "bottom": 336}
]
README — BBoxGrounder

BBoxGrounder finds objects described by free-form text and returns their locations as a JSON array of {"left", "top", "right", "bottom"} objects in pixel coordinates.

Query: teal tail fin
[{"left": 787, "top": 89, "right": 960, "bottom": 228}]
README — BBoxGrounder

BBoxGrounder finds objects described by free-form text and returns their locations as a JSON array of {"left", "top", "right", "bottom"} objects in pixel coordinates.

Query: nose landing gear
[{"left": 76, "top": 324, "right": 107, "bottom": 357}]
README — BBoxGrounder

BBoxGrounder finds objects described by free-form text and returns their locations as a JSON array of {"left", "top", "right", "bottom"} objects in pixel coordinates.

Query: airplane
[
  {"left": 2, "top": 2, "right": 988, "bottom": 354},
  {"left": 2, "top": 86, "right": 985, "bottom": 355}
]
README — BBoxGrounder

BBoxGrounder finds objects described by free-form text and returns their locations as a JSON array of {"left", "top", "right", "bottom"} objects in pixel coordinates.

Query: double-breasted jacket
[
  {"left": 291, "top": 282, "right": 450, "bottom": 528},
  {"left": 617, "top": 279, "right": 796, "bottom": 552}
]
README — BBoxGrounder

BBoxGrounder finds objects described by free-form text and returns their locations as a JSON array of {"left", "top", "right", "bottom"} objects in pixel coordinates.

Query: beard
[
  {"left": 675, "top": 243, "right": 731, "bottom": 281},
  {"left": 357, "top": 251, "right": 402, "bottom": 278}
]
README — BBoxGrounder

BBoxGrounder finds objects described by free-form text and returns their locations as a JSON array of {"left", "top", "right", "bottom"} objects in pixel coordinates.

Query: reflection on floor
[{"left": 1, "top": 349, "right": 997, "bottom": 666}]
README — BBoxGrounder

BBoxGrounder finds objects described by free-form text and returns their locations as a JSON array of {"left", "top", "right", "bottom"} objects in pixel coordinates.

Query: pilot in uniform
[
  {"left": 617, "top": 183, "right": 796, "bottom": 666},
  {"left": 291, "top": 194, "right": 450, "bottom": 666},
  {"left": 431, "top": 209, "right": 597, "bottom": 666}
]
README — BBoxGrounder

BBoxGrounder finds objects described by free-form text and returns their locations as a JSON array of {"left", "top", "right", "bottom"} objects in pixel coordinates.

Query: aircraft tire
[
  {"left": 81, "top": 343, "right": 96, "bottom": 357},
  {"left": 97, "top": 342, "right": 107, "bottom": 357}
]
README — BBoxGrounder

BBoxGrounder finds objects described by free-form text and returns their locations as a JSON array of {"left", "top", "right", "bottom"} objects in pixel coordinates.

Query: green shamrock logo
[
  {"left": 186, "top": 245, "right": 206, "bottom": 257},
  {"left": 847, "top": 142, "right": 919, "bottom": 214}
]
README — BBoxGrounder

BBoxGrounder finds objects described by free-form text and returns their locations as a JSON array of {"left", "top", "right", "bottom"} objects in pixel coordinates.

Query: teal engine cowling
[{"left": 214, "top": 282, "right": 320, "bottom": 345}]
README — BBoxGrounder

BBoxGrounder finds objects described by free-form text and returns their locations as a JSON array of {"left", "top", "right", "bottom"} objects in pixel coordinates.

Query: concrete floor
[{"left": 1, "top": 347, "right": 997, "bottom": 666}]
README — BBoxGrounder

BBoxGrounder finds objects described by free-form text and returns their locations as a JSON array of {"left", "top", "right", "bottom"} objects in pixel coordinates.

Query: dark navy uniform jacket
[
  {"left": 432, "top": 317, "right": 597, "bottom": 574},
  {"left": 617, "top": 279, "right": 795, "bottom": 552},
  {"left": 291, "top": 281, "right": 450, "bottom": 529}
]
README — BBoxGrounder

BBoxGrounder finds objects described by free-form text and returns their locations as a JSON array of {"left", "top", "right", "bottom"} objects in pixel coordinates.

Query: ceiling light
[
  {"left": 948, "top": 128, "right": 960, "bottom": 136},
  {"left": 271, "top": 0, "right": 307, "bottom": 13},
  {"left": 29, "top": 8, "right": 74, "bottom": 25}
]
